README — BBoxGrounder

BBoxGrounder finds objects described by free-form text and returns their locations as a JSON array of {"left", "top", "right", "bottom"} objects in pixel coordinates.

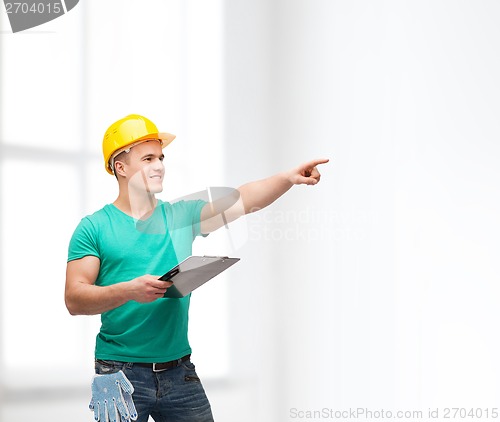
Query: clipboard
[{"left": 159, "top": 255, "right": 240, "bottom": 298}]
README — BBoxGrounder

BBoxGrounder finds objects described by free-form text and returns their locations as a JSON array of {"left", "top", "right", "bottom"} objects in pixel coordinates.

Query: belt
[{"left": 134, "top": 354, "right": 191, "bottom": 372}]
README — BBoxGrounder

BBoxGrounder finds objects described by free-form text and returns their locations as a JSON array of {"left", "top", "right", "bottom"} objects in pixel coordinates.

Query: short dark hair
[{"left": 112, "top": 150, "right": 130, "bottom": 178}]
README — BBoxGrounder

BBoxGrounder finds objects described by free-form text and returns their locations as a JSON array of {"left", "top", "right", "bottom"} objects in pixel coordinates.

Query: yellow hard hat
[{"left": 102, "top": 114, "right": 176, "bottom": 174}]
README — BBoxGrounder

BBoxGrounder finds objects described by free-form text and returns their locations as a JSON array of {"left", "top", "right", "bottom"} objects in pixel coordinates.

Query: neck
[{"left": 114, "top": 188, "right": 158, "bottom": 220}]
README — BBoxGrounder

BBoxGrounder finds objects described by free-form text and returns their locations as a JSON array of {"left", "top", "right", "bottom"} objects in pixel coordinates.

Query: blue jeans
[{"left": 94, "top": 358, "right": 214, "bottom": 422}]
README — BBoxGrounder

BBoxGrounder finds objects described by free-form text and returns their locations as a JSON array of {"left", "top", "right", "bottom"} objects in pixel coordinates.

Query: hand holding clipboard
[{"left": 159, "top": 256, "right": 240, "bottom": 298}]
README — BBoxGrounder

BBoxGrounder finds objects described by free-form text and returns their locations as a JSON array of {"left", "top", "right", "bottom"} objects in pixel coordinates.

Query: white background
[{"left": 1, "top": 1, "right": 500, "bottom": 421}]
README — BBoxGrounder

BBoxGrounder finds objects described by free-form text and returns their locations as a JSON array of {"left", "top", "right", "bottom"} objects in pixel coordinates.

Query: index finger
[{"left": 303, "top": 158, "right": 330, "bottom": 169}]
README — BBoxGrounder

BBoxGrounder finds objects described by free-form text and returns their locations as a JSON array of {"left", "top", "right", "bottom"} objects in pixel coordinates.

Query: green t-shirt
[{"left": 67, "top": 199, "right": 207, "bottom": 362}]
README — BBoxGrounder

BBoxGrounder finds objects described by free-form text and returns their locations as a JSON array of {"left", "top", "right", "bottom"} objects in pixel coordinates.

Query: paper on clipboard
[{"left": 159, "top": 255, "right": 240, "bottom": 298}]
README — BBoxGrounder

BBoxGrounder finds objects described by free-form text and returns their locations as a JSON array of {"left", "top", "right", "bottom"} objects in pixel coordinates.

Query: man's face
[{"left": 120, "top": 140, "right": 165, "bottom": 194}]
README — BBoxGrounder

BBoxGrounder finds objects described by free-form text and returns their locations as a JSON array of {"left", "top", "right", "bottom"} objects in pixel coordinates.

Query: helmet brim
[
  {"left": 106, "top": 132, "right": 176, "bottom": 174},
  {"left": 139, "top": 132, "right": 176, "bottom": 147}
]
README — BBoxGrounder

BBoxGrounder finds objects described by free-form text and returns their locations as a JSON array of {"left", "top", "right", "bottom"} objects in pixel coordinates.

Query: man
[{"left": 65, "top": 114, "right": 328, "bottom": 422}]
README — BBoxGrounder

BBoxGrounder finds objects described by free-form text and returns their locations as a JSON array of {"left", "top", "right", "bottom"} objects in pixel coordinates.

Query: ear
[{"left": 114, "top": 160, "right": 127, "bottom": 177}]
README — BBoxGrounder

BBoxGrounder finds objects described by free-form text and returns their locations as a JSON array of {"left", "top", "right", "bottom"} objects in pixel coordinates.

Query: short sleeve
[
  {"left": 67, "top": 217, "right": 100, "bottom": 262},
  {"left": 191, "top": 199, "right": 208, "bottom": 238}
]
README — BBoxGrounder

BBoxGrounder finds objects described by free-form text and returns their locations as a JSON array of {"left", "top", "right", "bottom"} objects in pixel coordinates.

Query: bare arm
[
  {"left": 200, "top": 158, "right": 329, "bottom": 233},
  {"left": 65, "top": 255, "right": 172, "bottom": 316}
]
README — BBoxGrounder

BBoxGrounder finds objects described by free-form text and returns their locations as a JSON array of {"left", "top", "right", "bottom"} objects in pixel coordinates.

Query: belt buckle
[{"left": 152, "top": 362, "right": 167, "bottom": 373}]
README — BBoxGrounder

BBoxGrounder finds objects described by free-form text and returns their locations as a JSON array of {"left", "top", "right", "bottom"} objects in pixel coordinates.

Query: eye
[{"left": 159, "top": 156, "right": 164, "bottom": 161}]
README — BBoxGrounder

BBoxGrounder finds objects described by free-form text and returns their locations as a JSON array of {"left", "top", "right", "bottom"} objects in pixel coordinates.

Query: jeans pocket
[
  {"left": 94, "top": 359, "right": 125, "bottom": 375},
  {"left": 182, "top": 360, "right": 196, "bottom": 371},
  {"left": 182, "top": 360, "right": 201, "bottom": 383},
  {"left": 184, "top": 374, "right": 201, "bottom": 383}
]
